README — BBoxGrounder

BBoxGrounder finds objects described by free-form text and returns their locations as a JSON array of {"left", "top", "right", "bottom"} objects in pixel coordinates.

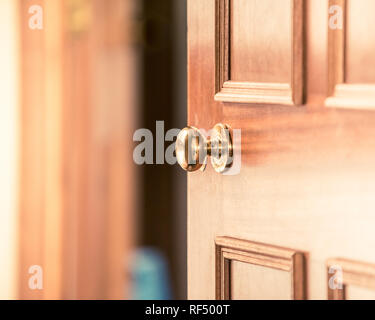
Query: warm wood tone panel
[
  {"left": 215, "top": 237, "right": 306, "bottom": 300},
  {"left": 327, "top": 258, "right": 375, "bottom": 300},
  {"left": 230, "top": 261, "right": 291, "bottom": 300},
  {"left": 62, "top": 0, "right": 137, "bottom": 299},
  {"left": 326, "top": 0, "right": 375, "bottom": 109},
  {"left": 347, "top": 286, "right": 375, "bottom": 300},
  {"left": 215, "top": 0, "right": 304, "bottom": 105},
  {"left": 345, "top": 0, "right": 375, "bottom": 84},
  {"left": 230, "top": 0, "right": 291, "bottom": 83},
  {"left": 42, "top": 0, "right": 64, "bottom": 299},
  {"left": 188, "top": 0, "right": 375, "bottom": 300},
  {"left": 19, "top": 0, "right": 137, "bottom": 299},
  {"left": 19, "top": 0, "right": 49, "bottom": 300}
]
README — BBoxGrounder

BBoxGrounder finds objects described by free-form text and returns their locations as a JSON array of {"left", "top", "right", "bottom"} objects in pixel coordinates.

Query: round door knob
[{"left": 175, "top": 123, "right": 233, "bottom": 173}]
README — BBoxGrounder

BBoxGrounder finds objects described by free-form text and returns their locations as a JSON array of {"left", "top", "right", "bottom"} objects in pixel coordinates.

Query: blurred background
[{"left": 0, "top": 0, "right": 187, "bottom": 299}]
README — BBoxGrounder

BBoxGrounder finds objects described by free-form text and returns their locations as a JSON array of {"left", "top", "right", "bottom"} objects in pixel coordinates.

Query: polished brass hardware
[{"left": 175, "top": 124, "right": 233, "bottom": 173}]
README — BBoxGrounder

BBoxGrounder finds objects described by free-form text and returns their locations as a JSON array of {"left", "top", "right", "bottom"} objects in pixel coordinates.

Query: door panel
[
  {"left": 215, "top": 0, "right": 303, "bottom": 105},
  {"left": 327, "top": 0, "right": 375, "bottom": 108},
  {"left": 327, "top": 258, "right": 375, "bottom": 300},
  {"left": 230, "top": 0, "right": 292, "bottom": 83},
  {"left": 231, "top": 262, "right": 291, "bottom": 300},
  {"left": 216, "top": 237, "right": 306, "bottom": 300},
  {"left": 347, "top": 287, "right": 375, "bottom": 300},
  {"left": 188, "top": 0, "right": 375, "bottom": 300},
  {"left": 346, "top": 0, "right": 375, "bottom": 84}
]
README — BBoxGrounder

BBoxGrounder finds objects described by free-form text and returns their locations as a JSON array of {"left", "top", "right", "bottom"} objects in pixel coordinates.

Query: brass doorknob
[{"left": 175, "top": 123, "right": 233, "bottom": 173}]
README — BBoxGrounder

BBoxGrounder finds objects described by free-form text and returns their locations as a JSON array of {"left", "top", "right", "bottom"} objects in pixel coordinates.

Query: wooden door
[{"left": 187, "top": 0, "right": 375, "bottom": 300}]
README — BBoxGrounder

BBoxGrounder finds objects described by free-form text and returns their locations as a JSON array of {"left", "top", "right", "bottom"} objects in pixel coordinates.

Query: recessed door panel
[
  {"left": 231, "top": 261, "right": 291, "bottom": 300},
  {"left": 230, "top": 0, "right": 292, "bottom": 83},
  {"left": 326, "top": 0, "right": 375, "bottom": 109},
  {"left": 346, "top": 0, "right": 375, "bottom": 84},
  {"left": 215, "top": 0, "right": 304, "bottom": 105},
  {"left": 216, "top": 237, "right": 306, "bottom": 300}
]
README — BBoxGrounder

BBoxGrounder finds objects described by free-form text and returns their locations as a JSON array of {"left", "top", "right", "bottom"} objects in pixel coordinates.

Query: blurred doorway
[{"left": 138, "top": 0, "right": 187, "bottom": 299}]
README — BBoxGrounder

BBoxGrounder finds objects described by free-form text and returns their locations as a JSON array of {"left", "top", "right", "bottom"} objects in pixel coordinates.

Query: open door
[{"left": 186, "top": 0, "right": 375, "bottom": 300}]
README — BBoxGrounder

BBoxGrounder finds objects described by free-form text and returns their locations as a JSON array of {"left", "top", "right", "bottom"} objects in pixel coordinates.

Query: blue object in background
[{"left": 129, "top": 247, "right": 172, "bottom": 300}]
